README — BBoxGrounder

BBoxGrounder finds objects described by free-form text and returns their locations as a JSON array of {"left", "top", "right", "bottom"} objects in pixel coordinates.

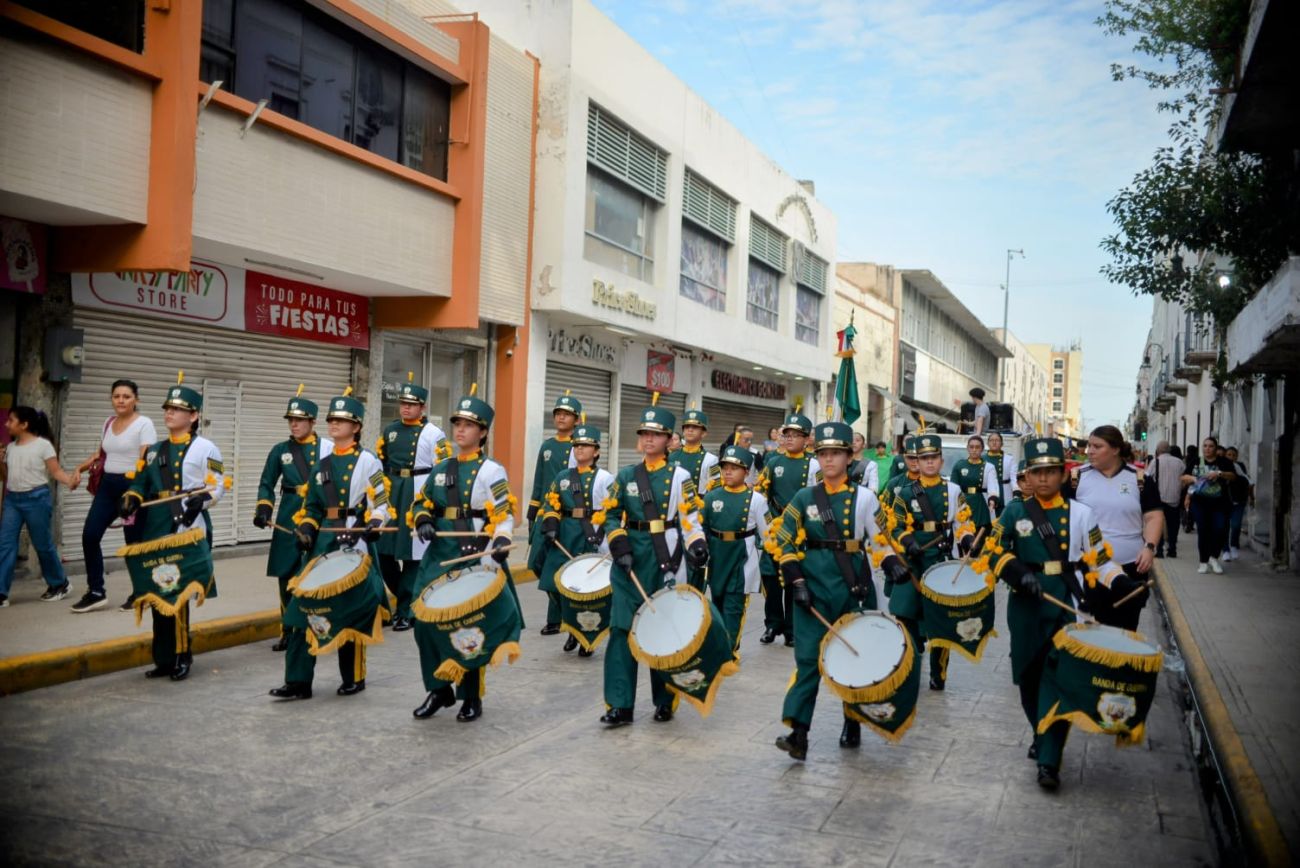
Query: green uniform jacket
[
  {"left": 125, "top": 434, "right": 225, "bottom": 543},
  {"left": 669, "top": 445, "right": 721, "bottom": 493},
  {"left": 756, "top": 451, "right": 820, "bottom": 576},
  {"left": 297, "top": 447, "right": 390, "bottom": 561},
  {"left": 886, "top": 477, "right": 972, "bottom": 620},
  {"left": 775, "top": 482, "right": 883, "bottom": 616},
  {"left": 538, "top": 465, "right": 615, "bottom": 593},
  {"left": 256, "top": 434, "right": 331, "bottom": 577},
  {"left": 375, "top": 419, "right": 449, "bottom": 561},
  {"left": 700, "top": 485, "right": 769, "bottom": 596},
  {"left": 412, "top": 453, "right": 516, "bottom": 591},
  {"left": 600, "top": 460, "right": 706, "bottom": 630},
  {"left": 950, "top": 457, "right": 997, "bottom": 529},
  {"left": 527, "top": 436, "right": 574, "bottom": 573}
]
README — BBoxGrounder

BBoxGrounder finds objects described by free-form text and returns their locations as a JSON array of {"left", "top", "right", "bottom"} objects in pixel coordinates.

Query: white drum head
[
  {"left": 1066, "top": 623, "right": 1159, "bottom": 657},
  {"left": 922, "top": 559, "right": 986, "bottom": 597},
  {"left": 631, "top": 587, "right": 705, "bottom": 657},
  {"left": 556, "top": 555, "right": 612, "bottom": 595},
  {"left": 298, "top": 549, "right": 366, "bottom": 592},
  {"left": 423, "top": 567, "right": 499, "bottom": 608},
  {"left": 822, "top": 612, "right": 908, "bottom": 688}
]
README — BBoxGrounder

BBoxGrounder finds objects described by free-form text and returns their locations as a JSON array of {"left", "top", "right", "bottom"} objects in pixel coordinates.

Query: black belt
[
  {"left": 440, "top": 507, "right": 486, "bottom": 520},
  {"left": 562, "top": 508, "right": 591, "bottom": 519},
  {"left": 280, "top": 484, "right": 305, "bottom": 496},
  {"left": 324, "top": 506, "right": 365, "bottom": 520},
  {"left": 389, "top": 467, "right": 433, "bottom": 478},
  {"left": 625, "top": 518, "right": 679, "bottom": 533},
  {"left": 707, "top": 528, "right": 755, "bottom": 542},
  {"left": 806, "top": 538, "right": 863, "bottom": 552},
  {"left": 965, "top": 486, "right": 984, "bottom": 494},
  {"left": 1021, "top": 560, "right": 1080, "bottom": 577}
]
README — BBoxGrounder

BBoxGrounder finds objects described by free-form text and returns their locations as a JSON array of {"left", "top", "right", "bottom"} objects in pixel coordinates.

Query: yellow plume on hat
[
  {"left": 176, "top": 371, "right": 184, "bottom": 385},
  {"left": 651, "top": 391, "right": 660, "bottom": 406},
  {"left": 296, "top": 383, "right": 305, "bottom": 397},
  {"left": 581, "top": 411, "right": 587, "bottom": 424},
  {"left": 794, "top": 396, "right": 803, "bottom": 413},
  {"left": 469, "top": 383, "right": 478, "bottom": 396},
  {"left": 343, "top": 385, "right": 354, "bottom": 397},
  {"left": 564, "top": 388, "right": 571, "bottom": 396},
  {"left": 918, "top": 415, "right": 927, "bottom": 434},
  {"left": 408, "top": 371, "right": 414, "bottom": 383}
]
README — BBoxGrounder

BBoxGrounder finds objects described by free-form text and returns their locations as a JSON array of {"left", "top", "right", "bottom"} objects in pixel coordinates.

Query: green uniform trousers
[
  {"left": 151, "top": 602, "right": 191, "bottom": 669},
  {"left": 781, "top": 601, "right": 853, "bottom": 728},
  {"left": 276, "top": 573, "right": 293, "bottom": 641},
  {"left": 411, "top": 621, "right": 483, "bottom": 701},
  {"left": 545, "top": 591, "right": 562, "bottom": 627},
  {"left": 761, "top": 572, "right": 793, "bottom": 637},
  {"left": 710, "top": 587, "right": 750, "bottom": 655},
  {"left": 284, "top": 630, "right": 367, "bottom": 685},
  {"left": 1020, "top": 643, "right": 1071, "bottom": 770},
  {"left": 603, "top": 626, "right": 675, "bottom": 711},
  {"left": 378, "top": 555, "right": 419, "bottom": 620}
]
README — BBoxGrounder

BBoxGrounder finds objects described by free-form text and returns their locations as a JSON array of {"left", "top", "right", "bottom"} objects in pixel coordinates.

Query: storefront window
[
  {"left": 746, "top": 260, "right": 779, "bottom": 331},
  {"left": 584, "top": 169, "right": 655, "bottom": 282},
  {"left": 679, "top": 222, "right": 726, "bottom": 311},
  {"left": 380, "top": 339, "right": 474, "bottom": 431}
]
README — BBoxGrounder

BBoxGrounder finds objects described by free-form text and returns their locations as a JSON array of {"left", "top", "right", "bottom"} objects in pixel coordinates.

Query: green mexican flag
[{"left": 834, "top": 320, "right": 861, "bottom": 425}]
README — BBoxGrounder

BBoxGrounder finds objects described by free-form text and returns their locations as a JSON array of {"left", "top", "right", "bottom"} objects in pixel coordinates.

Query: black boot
[
  {"left": 784, "top": 633, "right": 795, "bottom": 648},
  {"left": 269, "top": 682, "right": 313, "bottom": 700},
  {"left": 169, "top": 655, "right": 192, "bottom": 682},
  {"left": 456, "top": 699, "right": 483, "bottom": 722},
  {"left": 1027, "top": 741, "right": 1039, "bottom": 761},
  {"left": 540, "top": 623, "right": 561, "bottom": 636},
  {"left": 271, "top": 636, "right": 289, "bottom": 652},
  {"left": 563, "top": 635, "right": 579, "bottom": 653},
  {"left": 413, "top": 687, "right": 455, "bottom": 719},
  {"left": 337, "top": 679, "right": 366, "bottom": 696},
  {"left": 1036, "top": 764, "right": 1060, "bottom": 790},
  {"left": 929, "top": 675, "right": 946, "bottom": 691},
  {"left": 144, "top": 665, "right": 170, "bottom": 679},
  {"left": 577, "top": 647, "right": 593, "bottom": 658},
  {"left": 759, "top": 628, "right": 778, "bottom": 645},
  {"left": 653, "top": 704, "right": 675, "bottom": 723},
  {"left": 839, "top": 718, "right": 861, "bottom": 748},
  {"left": 599, "top": 707, "right": 633, "bottom": 727},
  {"left": 391, "top": 617, "right": 413, "bottom": 632},
  {"left": 775, "top": 726, "right": 809, "bottom": 761}
]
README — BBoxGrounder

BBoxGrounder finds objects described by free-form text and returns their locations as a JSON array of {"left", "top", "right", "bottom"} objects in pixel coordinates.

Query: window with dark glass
[
  {"left": 680, "top": 223, "right": 726, "bottom": 311},
  {"left": 201, "top": 0, "right": 451, "bottom": 181},
  {"left": 16, "top": 0, "right": 144, "bottom": 52}
]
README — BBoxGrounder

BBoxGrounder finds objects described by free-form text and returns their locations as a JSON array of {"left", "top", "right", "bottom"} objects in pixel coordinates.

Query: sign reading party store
[{"left": 72, "top": 260, "right": 369, "bottom": 349}]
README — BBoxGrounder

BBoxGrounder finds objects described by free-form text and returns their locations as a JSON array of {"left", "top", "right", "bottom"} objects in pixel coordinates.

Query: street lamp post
[{"left": 998, "top": 248, "right": 1025, "bottom": 403}]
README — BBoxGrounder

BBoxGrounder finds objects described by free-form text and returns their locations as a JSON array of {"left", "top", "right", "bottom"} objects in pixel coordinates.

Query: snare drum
[
  {"left": 117, "top": 527, "right": 215, "bottom": 622},
  {"left": 412, "top": 567, "right": 522, "bottom": 683},
  {"left": 287, "top": 548, "right": 387, "bottom": 655},
  {"left": 820, "top": 611, "right": 921, "bottom": 742},
  {"left": 555, "top": 554, "right": 613, "bottom": 653},
  {"left": 628, "top": 584, "right": 739, "bottom": 718},
  {"left": 919, "top": 559, "right": 997, "bottom": 662},
  {"left": 1037, "top": 622, "right": 1162, "bottom": 746}
]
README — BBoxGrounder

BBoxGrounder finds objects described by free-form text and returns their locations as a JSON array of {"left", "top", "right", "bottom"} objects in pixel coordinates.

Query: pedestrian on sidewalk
[
  {"left": 0, "top": 406, "right": 80, "bottom": 608},
  {"left": 70, "top": 380, "right": 156, "bottom": 614},
  {"left": 1181, "top": 436, "right": 1235, "bottom": 574},
  {"left": 1149, "top": 441, "right": 1185, "bottom": 558},
  {"left": 1182, "top": 444, "right": 1199, "bottom": 532},
  {"left": 1223, "top": 447, "right": 1254, "bottom": 561}
]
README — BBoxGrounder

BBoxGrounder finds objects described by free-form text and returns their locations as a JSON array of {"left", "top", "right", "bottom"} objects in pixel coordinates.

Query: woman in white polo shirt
[{"left": 1069, "top": 425, "right": 1164, "bottom": 630}]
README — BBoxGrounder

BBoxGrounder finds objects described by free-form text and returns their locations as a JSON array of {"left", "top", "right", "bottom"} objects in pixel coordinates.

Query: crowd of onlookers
[{"left": 1142, "top": 437, "right": 1254, "bottom": 574}]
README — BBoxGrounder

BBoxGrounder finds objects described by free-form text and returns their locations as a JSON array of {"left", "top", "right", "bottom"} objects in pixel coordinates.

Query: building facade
[
  {"left": 0, "top": 0, "right": 537, "bottom": 553},
  {"left": 456, "top": 0, "right": 836, "bottom": 478},
  {"left": 833, "top": 264, "right": 899, "bottom": 446},
  {"left": 1028, "top": 342, "right": 1084, "bottom": 441},
  {"left": 990, "top": 328, "right": 1050, "bottom": 433}
]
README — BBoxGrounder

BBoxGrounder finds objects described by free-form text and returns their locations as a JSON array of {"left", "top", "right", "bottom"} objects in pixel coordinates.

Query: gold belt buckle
[
  {"left": 967, "top": 487, "right": 978, "bottom": 493},
  {"left": 442, "top": 508, "right": 460, "bottom": 520},
  {"left": 325, "top": 507, "right": 342, "bottom": 519},
  {"left": 923, "top": 521, "right": 936, "bottom": 532},
  {"left": 1043, "top": 561, "right": 1062, "bottom": 575},
  {"left": 723, "top": 531, "right": 738, "bottom": 541},
  {"left": 399, "top": 469, "right": 413, "bottom": 478},
  {"left": 844, "top": 540, "right": 861, "bottom": 553},
  {"left": 648, "top": 519, "right": 666, "bottom": 534},
  {"left": 571, "top": 508, "right": 586, "bottom": 518}
]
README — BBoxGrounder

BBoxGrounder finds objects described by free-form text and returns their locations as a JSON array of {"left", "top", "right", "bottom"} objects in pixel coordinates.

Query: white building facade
[{"left": 991, "top": 328, "right": 1050, "bottom": 433}]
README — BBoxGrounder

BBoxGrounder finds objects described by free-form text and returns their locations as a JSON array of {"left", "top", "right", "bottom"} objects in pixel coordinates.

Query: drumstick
[
  {"left": 1042, "top": 592, "right": 1093, "bottom": 623},
  {"left": 553, "top": 539, "right": 576, "bottom": 560},
  {"left": 1114, "top": 579, "right": 1154, "bottom": 608},
  {"left": 139, "top": 486, "right": 214, "bottom": 509},
  {"left": 437, "top": 530, "right": 489, "bottom": 538},
  {"left": 440, "top": 543, "right": 516, "bottom": 567},
  {"left": 627, "top": 569, "right": 657, "bottom": 613},
  {"left": 808, "top": 606, "right": 859, "bottom": 657},
  {"left": 272, "top": 521, "right": 397, "bottom": 534},
  {"left": 951, "top": 528, "right": 986, "bottom": 585},
  {"left": 586, "top": 555, "right": 611, "bottom": 574}
]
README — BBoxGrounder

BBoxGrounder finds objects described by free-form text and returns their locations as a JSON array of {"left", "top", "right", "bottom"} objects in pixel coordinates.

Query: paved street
[{"left": 0, "top": 573, "right": 1212, "bottom": 867}]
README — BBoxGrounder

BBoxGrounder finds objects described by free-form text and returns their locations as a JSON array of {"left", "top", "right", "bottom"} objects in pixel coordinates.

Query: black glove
[
  {"left": 881, "top": 555, "right": 912, "bottom": 586},
  {"left": 585, "top": 531, "right": 604, "bottom": 550},
  {"left": 294, "top": 523, "right": 317, "bottom": 551},
  {"left": 253, "top": 502, "right": 272, "bottom": 529},
  {"left": 609, "top": 533, "right": 634, "bottom": 573},
  {"left": 336, "top": 529, "right": 360, "bottom": 548},
  {"left": 780, "top": 558, "right": 804, "bottom": 587},
  {"left": 362, "top": 518, "right": 384, "bottom": 543},
  {"left": 490, "top": 535, "right": 511, "bottom": 566},
  {"left": 179, "top": 493, "right": 210, "bottom": 528},
  {"left": 526, "top": 503, "right": 539, "bottom": 524},
  {"left": 957, "top": 534, "right": 974, "bottom": 557},
  {"left": 1000, "top": 559, "right": 1042, "bottom": 599},
  {"left": 415, "top": 515, "right": 436, "bottom": 543},
  {"left": 687, "top": 538, "right": 709, "bottom": 569},
  {"left": 851, "top": 580, "right": 871, "bottom": 603},
  {"left": 900, "top": 534, "right": 923, "bottom": 562},
  {"left": 118, "top": 494, "right": 140, "bottom": 519},
  {"left": 542, "top": 515, "right": 559, "bottom": 545},
  {"left": 792, "top": 580, "right": 813, "bottom": 611},
  {"left": 1109, "top": 571, "right": 1144, "bottom": 602}
]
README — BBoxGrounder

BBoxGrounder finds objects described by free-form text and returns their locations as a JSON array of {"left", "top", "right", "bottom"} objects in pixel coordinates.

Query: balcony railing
[{"left": 1184, "top": 312, "right": 1218, "bottom": 367}]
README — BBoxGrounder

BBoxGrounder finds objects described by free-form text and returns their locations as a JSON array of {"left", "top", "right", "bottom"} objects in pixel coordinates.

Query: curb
[
  {"left": 0, "top": 569, "right": 538, "bottom": 697},
  {"left": 1152, "top": 560, "right": 1291, "bottom": 866}
]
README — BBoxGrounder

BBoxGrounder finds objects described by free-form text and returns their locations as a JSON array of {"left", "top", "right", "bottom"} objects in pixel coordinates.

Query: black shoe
[
  {"left": 1037, "top": 764, "right": 1060, "bottom": 790},
  {"left": 456, "top": 699, "right": 482, "bottom": 722},
  {"left": 578, "top": 647, "right": 593, "bottom": 658},
  {"left": 70, "top": 592, "right": 108, "bottom": 613},
  {"left": 169, "top": 658, "right": 191, "bottom": 681},
  {"left": 839, "top": 719, "right": 861, "bottom": 748},
  {"left": 599, "top": 707, "right": 634, "bottom": 727},
  {"left": 269, "top": 682, "right": 312, "bottom": 700},
  {"left": 784, "top": 635, "right": 795, "bottom": 648},
  {"left": 270, "top": 637, "right": 289, "bottom": 652},
  {"left": 413, "top": 687, "right": 456, "bottom": 719},
  {"left": 929, "top": 676, "right": 946, "bottom": 691},
  {"left": 119, "top": 594, "right": 137, "bottom": 612},
  {"left": 40, "top": 583, "right": 71, "bottom": 602},
  {"left": 775, "top": 728, "right": 809, "bottom": 761},
  {"left": 563, "top": 635, "right": 579, "bottom": 653},
  {"left": 144, "top": 666, "right": 170, "bottom": 679},
  {"left": 1167, "top": 548, "right": 1177, "bottom": 558},
  {"left": 759, "top": 629, "right": 778, "bottom": 645},
  {"left": 653, "top": 704, "right": 674, "bottom": 723},
  {"left": 1027, "top": 742, "right": 1039, "bottom": 761},
  {"left": 540, "top": 623, "right": 561, "bottom": 636},
  {"left": 391, "top": 617, "right": 413, "bottom": 632},
  {"left": 337, "top": 680, "right": 366, "bottom": 696}
]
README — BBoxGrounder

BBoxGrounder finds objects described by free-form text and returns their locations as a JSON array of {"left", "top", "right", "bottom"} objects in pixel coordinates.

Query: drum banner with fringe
[
  {"left": 413, "top": 568, "right": 522, "bottom": 684},
  {"left": 286, "top": 550, "right": 388, "bottom": 656},
  {"left": 919, "top": 577, "right": 997, "bottom": 663},
  {"left": 629, "top": 585, "right": 739, "bottom": 718},
  {"left": 117, "top": 528, "right": 215, "bottom": 623},
  {"left": 820, "top": 612, "right": 922, "bottom": 743}
]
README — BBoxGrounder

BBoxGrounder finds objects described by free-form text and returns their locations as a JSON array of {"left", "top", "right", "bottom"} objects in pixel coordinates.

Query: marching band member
[
  {"left": 772, "top": 421, "right": 883, "bottom": 759},
  {"left": 538, "top": 418, "right": 614, "bottom": 657},
  {"left": 598, "top": 396, "right": 708, "bottom": 727},
  {"left": 272, "top": 388, "right": 389, "bottom": 700},
  {"left": 699, "top": 445, "right": 769, "bottom": 656},
  {"left": 528, "top": 391, "right": 581, "bottom": 636},
  {"left": 669, "top": 407, "right": 722, "bottom": 493},
  {"left": 410, "top": 388, "right": 519, "bottom": 723},
  {"left": 950, "top": 435, "right": 999, "bottom": 543},
  {"left": 118, "top": 374, "right": 226, "bottom": 682},
  {"left": 254, "top": 386, "right": 332, "bottom": 652},
  {"left": 881, "top": 435, "right": 920, "bottom": 506},
  {"left": 375, "top": 375, "right": 449, "bottom": 632},
  {"left": 756, "top": 411, "right": 820, "bottom": 647},
  {"left": 986, "top": 431, "right": 1018, "bottom": 514}
]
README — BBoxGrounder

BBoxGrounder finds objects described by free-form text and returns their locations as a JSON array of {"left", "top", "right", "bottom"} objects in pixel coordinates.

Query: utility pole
[{"left": 998, "top": 248, "right": 1024, "bottom": 403}]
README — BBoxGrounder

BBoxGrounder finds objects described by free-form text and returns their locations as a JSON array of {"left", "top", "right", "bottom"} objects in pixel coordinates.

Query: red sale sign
[
  {"left": 244, "top": 270, "right": 369, "bottom": 349},
  {"left": 646, "top": 350, "right": 675, "bottom": 393}
]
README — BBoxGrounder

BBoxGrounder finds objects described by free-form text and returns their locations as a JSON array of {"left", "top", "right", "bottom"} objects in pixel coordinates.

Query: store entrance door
[{"left": 381, "top": 338, "right": 476, "bottom": 432}]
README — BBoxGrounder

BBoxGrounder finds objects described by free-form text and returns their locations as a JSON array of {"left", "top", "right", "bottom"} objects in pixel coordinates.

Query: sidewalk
[{"left": 1157, "top": 539, "right": 1300, "bottom": 859}]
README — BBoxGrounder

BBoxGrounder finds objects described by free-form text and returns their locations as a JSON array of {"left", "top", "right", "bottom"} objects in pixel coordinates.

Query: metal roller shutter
[
  {"left": 543, "top": 362, "right": 612, "bottom": 436},
  {"left": 702, "top": 397, "right": 787, "bottom": 453},
  {"left": 616, "top": 385, "right": 686, "bottom": 472},
  {"left": 60, "top": 308, "right": 352, "bottom": 556}
]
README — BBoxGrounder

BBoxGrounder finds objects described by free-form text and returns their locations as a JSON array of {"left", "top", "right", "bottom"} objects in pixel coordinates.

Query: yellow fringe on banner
[
  {"left": 927, "top": 630, "right": 998, "bottom": 664},
  {"left": 131, "top": 579, "right": 212, "bottom": 626},
  {"left": 287, "top": 552, "right": 373, "bottom": 599},
  {"left": 819, "top": 614, "right": 916, "bottom": 705},
  {"left": 305, "top": 606, "right": 388, "bottom": 657},
  {"left": 918, "top": 580, "right": 994, "bottom": 609},
  {"left": 411, "top": 568, "right": 506, "bottom": 623},
  {"left": 115, "top": 527, "right": 206, "bottom": 558},
  {"left": 846, "top": 702, "right": 919, "bottom": 744},
  {"left": 489, "top": 641, "right": 522, "bottom": 668},
  {"left": 559, "top": 623, "right": 610, "bottom": 653},
  {"left": 1037, "top": 700, "right": 1148, "bottom": 747},
  {"left": 627, "top": 585, "right": 711, "bottom": 670},
  {"left": 434, "top": 657, "right": 468, "bottom": 683},
  {"left": 666, "top": 659, "right": 740, "bottom": 719},
  {"left": 1052, "top": 625, "right": 1163, "bottom": 673}
]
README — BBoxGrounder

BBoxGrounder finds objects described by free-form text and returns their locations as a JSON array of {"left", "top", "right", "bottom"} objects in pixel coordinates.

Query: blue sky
[{"left": 592, "top": 0, "right": 1172, "bottom": 428}]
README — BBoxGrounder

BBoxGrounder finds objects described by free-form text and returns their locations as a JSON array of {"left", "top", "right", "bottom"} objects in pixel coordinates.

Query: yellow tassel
[
  {"left": 651, "top": 391, "right": 660, "bottom": 406},
  {"left": 545, "top": 491, "right": 561, "bottom": 510},
  {"left": 115, "top": 527, "right": 205, "bottom": 557},
  {"left": 296, "top": 383, "right": 305, "bottom": 397},
  {"left": 581, "top": 411, "right": 587, "bottom": 424},
  {"left": 343, "top": 385, "right": 353, "bottom": 397},
  {"left": 590, "top": 510, "right": 607, "bottom": 526},
  {"left": 470, "top": 383, "right": 478, "bottom": 396},
  {"left": 176, "top": 370, "right": 184, "bottom": 384}
]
